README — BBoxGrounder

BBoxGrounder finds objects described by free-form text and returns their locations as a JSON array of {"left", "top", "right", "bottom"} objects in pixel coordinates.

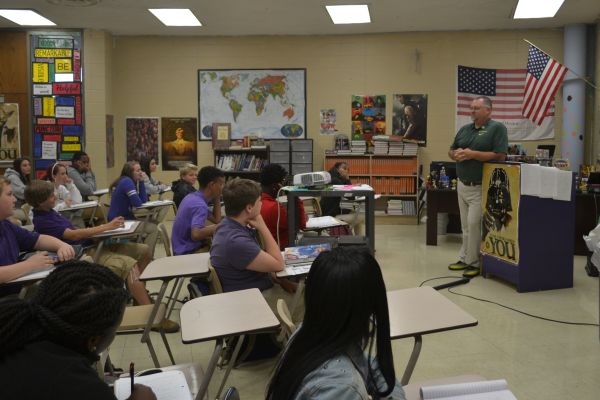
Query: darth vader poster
[{"left": 481, "top": 163, "right": 520, "bottom": 265}]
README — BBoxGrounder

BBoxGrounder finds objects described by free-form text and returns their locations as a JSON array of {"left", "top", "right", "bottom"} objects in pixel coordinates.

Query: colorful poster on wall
[
  {"left": 106, "top": 115, "right": 114, "bottom": 168},
  {"left": 161, "top": 117, "right": 198, "bottom": 171},
  {"left": 0, "top": 103, "right": 21, "bottom": 166},
  {"left": 351, "top": 95, "right": 385, "bottom": 141},
  {"left": 30, "top": 32, "right": 83, "bottom": 177},
  {"left": 320, "top": 109, "right": 337, "bottom": 135},
  {"left": 126, "top": 117, "right": 159, "bottom": 164},
  {"left": 481, "top": 163, "right": 520, "bottom": 265},
  {"left": 392, "top": 94, "right": 428, "bottom": 146},
  {"left": 198, "top": 69, "right": 306, "bottom": 140}
]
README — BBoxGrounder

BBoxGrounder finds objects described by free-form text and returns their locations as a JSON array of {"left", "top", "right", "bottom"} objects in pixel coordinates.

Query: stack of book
[
  {"left": 387, "top": 199, "right": 416, "bottom": 215},
  {"left": 388, "top": 141, "right": 404, "bottom": 155},
  {"left": 216, "top": 154, "right": 266, "bottom": 172},
  {"left": 351, "top": 140, "right": 367, "bottom": 154},
  {"left": 403, "top": 142, "right": 418, "bottom": 156},
  {"left": 373, "top": 137, "right": 389, "bottom": 155}
]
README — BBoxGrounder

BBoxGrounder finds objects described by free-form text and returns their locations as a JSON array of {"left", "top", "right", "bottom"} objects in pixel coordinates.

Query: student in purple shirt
[
  {"left": 0, "top": 176, "right": 75, "bottom": 285},
  {"left": 108, "top": 161, "right": 159, "bottom": 258},
  {"left": 171, "top": 166, "right": 224, "bottom": 255},
  {"left": 210, "top": 178, "right": 295, "bottom": 306}
]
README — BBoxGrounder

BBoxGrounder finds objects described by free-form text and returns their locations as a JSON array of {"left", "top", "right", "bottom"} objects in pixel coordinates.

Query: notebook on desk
[
  {"left": 420, "top": 379, "right": 516, "bottom": 400},
  {"left": 284, "top": 243, "right": 331, "bottom": 265},
  {"left": 114, "top": 370, "right": 192, "bottom": 400}
]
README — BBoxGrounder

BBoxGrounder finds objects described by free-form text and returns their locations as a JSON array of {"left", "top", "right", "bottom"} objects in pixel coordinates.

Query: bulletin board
[{"left": 30, "top": 32, "right": 84, "bottom": 178}]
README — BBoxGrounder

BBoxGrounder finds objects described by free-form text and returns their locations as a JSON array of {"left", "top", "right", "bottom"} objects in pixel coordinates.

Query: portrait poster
[
  {"left": 106, "top": 114, "right": 114, "bottom": 168},
  {"left": 320, "top": 109, "right": 337, "bottom": 135},
  {"left": 161, "top": 117, "right": 198, "bottom": 171},
  {"left": 199, "top": 69, "right": 306, "bottom": 140},
  {"left": 392, "top": 94, "right": 428, "bottom": 146},
  {"left": 481, "top": 163, "right": 520, "bottom": 265},
  {"left": 351, "top": 95, "right": 385, "bottom": 141},
  {"left": 126, "top": 117, "right": 159, "bottom": 164},
  {"left": 0, "top": 103, "right": 21, "bottom": 166}
]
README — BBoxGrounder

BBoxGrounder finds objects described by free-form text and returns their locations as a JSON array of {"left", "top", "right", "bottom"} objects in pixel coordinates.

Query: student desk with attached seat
[
  {"left": 387, "top": 286, "right": 478, "bottom": 385},
  {"left": 180, "top": 288, "right": 280, "bottom": 400}
]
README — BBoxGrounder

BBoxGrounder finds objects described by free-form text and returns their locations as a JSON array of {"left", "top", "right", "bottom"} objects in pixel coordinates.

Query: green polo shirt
[{"left": 450, "top": 119, "right": 508, "bottom": 183}]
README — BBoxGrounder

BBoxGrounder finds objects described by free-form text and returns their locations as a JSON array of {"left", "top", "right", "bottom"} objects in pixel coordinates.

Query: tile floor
[{"left": 109, "top": 222, "right": 600, "bottom": 399}]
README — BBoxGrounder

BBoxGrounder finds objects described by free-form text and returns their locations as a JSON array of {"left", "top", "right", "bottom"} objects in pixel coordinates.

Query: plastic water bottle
[{"left": 440, "top": 167, "right": 449, "bottom": 189}]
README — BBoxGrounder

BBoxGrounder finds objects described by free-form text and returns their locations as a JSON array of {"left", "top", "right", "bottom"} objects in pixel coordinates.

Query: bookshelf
[
  {"left": 214, "top": 148, "right": 269, "bottom": 181},
  {"left": 324, "top": 154, "right": 419, "bottom": 223}
]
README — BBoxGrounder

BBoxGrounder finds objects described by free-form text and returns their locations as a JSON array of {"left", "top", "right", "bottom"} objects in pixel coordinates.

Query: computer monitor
[{"left": 430, "top": 161, "right": 457, "bottom": 180}]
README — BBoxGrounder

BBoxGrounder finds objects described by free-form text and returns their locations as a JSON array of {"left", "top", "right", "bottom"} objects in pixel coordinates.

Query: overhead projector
[{"left": 293, "top": 171, "right": 331, "bottom": 188}]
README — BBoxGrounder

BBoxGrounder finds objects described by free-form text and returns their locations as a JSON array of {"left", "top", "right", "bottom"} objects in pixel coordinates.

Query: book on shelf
[
  {"left": 419, "top": 379, "right": 516, "bottom": 400},
  {"left": 284, "top": 243, "right": 332, "bottom": 265}
]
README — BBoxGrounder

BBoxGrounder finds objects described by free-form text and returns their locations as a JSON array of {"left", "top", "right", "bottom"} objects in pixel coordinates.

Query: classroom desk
[
  {"left": 180, "top": 288, "right": 280, "bottom": 400},
  {"left": 287, "top": 185, "right": 375, "bottom": 253},
  {"left": 59, "top": 200, "right": 99, "bottom": 225},
  {"left": 426, "top": 188, "right": 460, "bottom": 246},
  {"left": 387, "top": 287, "right": 478, "bottom": 385},
  {"left": 91, "top": 220, "right": 142, "bottom": 262}
]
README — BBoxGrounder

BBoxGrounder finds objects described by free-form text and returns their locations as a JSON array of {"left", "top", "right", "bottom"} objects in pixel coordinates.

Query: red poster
[
  {"left": 57, "top": 118, "right": 75, "bottom": 125},
  {"left": 43, "top": 135, "right": 62, "bottom": 141},
  {"left": 35, "top": 125, "right": 63, "bottom": 134},
  {"left": 75, "top": 96, "right": 82, "bottom": 124},
  {"left": 37, "top": 118, "right": 56, "bottom": 124},
  {"left": 52, "top": 82, "right": 80, "bottom": 95},
  {"left": 73, "top": 50, "right": 81, "bottom": 81}
]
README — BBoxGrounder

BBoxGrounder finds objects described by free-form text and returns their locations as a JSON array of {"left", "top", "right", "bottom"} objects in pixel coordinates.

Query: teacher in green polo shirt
[{"left": 447, "top": 96, "right": 508, "bottom": 277}]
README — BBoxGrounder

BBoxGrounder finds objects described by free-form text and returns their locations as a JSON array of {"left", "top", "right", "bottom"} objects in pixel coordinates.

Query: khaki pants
[{"left": 457, "top": 181, "right": 482, "bottom": 267}]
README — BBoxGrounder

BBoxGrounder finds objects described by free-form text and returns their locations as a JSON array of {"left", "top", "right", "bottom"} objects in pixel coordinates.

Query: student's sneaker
[
  {"left": 448, "top": 261, "right": 468, "bottom": 271},
  {"left": 463, "top": 266, "right": 480, "bottom": 278},
  {"left": 151, "top": 319, "right": 180, "bottom": 333}
]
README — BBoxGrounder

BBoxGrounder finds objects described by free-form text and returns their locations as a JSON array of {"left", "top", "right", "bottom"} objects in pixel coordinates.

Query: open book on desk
[
  {"left": 114, "top": 370, "right": 192, "bottom": 400},
  {"left": 306, "top": 216, "right": 347, "bottom": 229},
  {"left": 93, "top": 220, "right": 140, "bottom": 238},
  {"left": 420, "top": 379, "right": 516, "bottom": 400}
]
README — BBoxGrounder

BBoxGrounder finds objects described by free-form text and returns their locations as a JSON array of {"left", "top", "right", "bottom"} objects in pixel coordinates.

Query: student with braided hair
[{"left": 0, "top": 261, "right": 156, "bottom": 400}]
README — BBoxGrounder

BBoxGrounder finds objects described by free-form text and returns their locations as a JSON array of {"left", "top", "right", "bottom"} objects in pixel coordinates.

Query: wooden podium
[{"left": 481, "top": 162, "right": 574, "bottom": 292}]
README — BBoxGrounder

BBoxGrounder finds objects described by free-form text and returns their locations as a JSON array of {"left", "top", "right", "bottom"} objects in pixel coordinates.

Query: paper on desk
[
  {"left": 139, "top": 200, "right": 174, "bottom": 207},
  {"left": 279, "top": 263, "right": 312, "bottom": 277},
  {"left": 306, "top": 216, "right": 346, "bottom": 229},
  {"left": 332, "top": 184, "right": 374, "bottom": 191},
  {"left": 114, "top": 370, "right": 192, "bottom": 400},
  {"left": 92, "top": 188, "right": 109, "bottom": 196},
  {"left": 102, "top": 220, "right": 137, "bottom": 234},
  {"left": 520, "top": 163, "right": 542, "bottom": 196},
  {"left": 64, "top": 200, "right": 98, "bottom": 210},
  {"left": 552, "top": 169, "right": 572, "bottom": 201}
]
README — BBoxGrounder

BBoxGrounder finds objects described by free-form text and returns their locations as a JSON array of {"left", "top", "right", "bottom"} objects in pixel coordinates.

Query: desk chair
[
  {"left": 302, "top": 197, "right": 322, "bottom": 218},
  {"left": 116, "top": 303, "right": 176, "bottom": 368},
  {"left": 276, "top": 298, "right": 296, "bottom": 343},
  {"left": 223, "top": 387, "right": 240, "bottom": 400},
  {"left": 20, "top": 203, "right": 32, "bottom": 225}
]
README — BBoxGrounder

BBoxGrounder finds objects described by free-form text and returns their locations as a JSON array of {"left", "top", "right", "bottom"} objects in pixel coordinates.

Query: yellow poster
[
  {"left": 43, "top": 97, "right": 55, "bottom": 117},
  {"left": 33, "top": 63, "right": 49, "bottom": 83},
  {"left": 55, "top": 58, "right": 72, "bottom": 73},
  {"left": 61, "top": 143, "right": 82, "bottom": 152},
  {"left": 34, "top": 48, "right": 72, "bottom": 58},
  {"left": 481, "top": 163, "right": 520, "bottom": 265}
]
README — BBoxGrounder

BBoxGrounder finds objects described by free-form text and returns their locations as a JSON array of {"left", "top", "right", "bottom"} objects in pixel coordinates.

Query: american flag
[
  {"left": 522, "top": 45, "right": 567, "bottom": 126},
  {"left": 457, "top": 66, "right": 531, "bottom": 120}
]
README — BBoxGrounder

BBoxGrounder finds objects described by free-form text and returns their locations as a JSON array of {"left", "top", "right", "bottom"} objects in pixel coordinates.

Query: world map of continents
[{"left": 199, "top": 69, "right": 306, "bottom": 139}]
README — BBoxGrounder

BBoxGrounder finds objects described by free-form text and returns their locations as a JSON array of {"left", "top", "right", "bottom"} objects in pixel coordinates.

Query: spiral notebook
[{"left": 114, "top": 370, "right": 192, "bottom": 400}]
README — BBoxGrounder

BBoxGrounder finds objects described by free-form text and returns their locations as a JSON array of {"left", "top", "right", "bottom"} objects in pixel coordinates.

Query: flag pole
[{"left": 522, "top": 38, "right": 597, "bottom": 89}]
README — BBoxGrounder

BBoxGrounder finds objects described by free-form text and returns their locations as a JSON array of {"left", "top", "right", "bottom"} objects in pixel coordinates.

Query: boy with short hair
[
  {"left": 171, "top": 166, "right": 225, "bottom": 255},
  {"left": 25, "top": 180, "right": 180, "bottom": 332},
  {"left": 210, "top": 178, "right": 295, "bottom": 301}
]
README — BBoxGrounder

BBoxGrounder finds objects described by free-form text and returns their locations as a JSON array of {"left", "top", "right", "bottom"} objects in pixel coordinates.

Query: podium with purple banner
[{"left": 481, "top": 162, "right": 574, "bottom": 292}]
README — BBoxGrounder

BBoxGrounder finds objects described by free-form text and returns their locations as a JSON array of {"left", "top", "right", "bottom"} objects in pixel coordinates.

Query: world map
[{"left": 199, "top": 69, "right": 306, "bottom": 139}]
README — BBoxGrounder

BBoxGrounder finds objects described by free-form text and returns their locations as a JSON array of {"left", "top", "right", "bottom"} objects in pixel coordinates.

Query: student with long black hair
[
  {"left": 0, "top": 261, "right": 156, "bottom": 400},
  {"left": 266, "top": 247, "right": 406, "bottom": 399}
]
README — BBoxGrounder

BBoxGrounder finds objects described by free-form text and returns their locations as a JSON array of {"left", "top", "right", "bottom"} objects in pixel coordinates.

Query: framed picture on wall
[
  {"left": 198, "top": 68, "right": 306, "bottom": 140},
  {"left": 212, "top": 122, "right": 231, "bottom": 149}
]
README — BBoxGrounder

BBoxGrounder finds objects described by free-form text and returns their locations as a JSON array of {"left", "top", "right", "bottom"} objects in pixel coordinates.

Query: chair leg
[
  {"left": 145, "top": 336, "right": 161, "bottom": 368},
  {"left": 160, "top": 329, "right": 176, "bottom": 365},
  {"left": 158, "top": 223, "right": 171, "bottom": 257}
]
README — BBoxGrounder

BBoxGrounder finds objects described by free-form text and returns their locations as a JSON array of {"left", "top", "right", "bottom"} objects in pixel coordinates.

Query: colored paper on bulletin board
[
  {"left": 33, "top": 63, "right": 49, "bottom": 83},
  {"left": 63, "top": 136, "right": 79, "bottom": 142},
  {"left": 33, "top": 84, "right": 52, "bottom": 95},
  {"left": 61, "top": 143, "right": 81, "bottom": 152},
  {"left": 55, "top": 58, "right": 72, "bottom": 73},
  {"left": 43, "top": 97, "right": 55, "bottom": 117},
  {"left": 481, "top": 163, "right": 520, "bottom": 265},
  {"left": 38, "top": 37, "right": 74, "bottom": 49},
  {"left": 41, "top": 141, "right": 57, "bottom": 159},
  {"left": 35, "top": 48, "right": 72, "bottom": 58},
  {"left": 351, "top": 95, "right": 385, "bottom": 141},
  {"left": 55, "top": 106, "right": 74, "bottom": 119}
]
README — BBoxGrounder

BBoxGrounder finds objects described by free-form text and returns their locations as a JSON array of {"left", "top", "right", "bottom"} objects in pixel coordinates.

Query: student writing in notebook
[
  {"left": 0, "top": 261, "right": 156, "bottom": 400},
  {"left": 267, "top": 247, "right": 406, "bottom": 400}
]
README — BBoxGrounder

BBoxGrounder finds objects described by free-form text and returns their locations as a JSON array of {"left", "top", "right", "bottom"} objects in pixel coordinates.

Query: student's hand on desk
[
  {"left": 127, "top": 384, "right": 157, "bottom": 400},
  {"left": 56, "top": 244, "right": 76, "bottom": 262},
  {"left": 107, "top": 216, "right": 125, "bottom": 230},
  {"left": 24, "top": 252, "right": 55, "bottom": 269}
]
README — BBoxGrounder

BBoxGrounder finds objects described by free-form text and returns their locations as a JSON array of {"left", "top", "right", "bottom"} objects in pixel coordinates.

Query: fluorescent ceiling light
[
  {"left": 326, "top": 5, "right": 371, "bottom": 24},
  {"left": 148, "top": 9, "right": 202, "bottom": 26},
  {"left": 0, "top": 9, "right": 55, "bottom": 26},
  {"left": 513, "top": 0, "right": 564, "bottom": 19}
]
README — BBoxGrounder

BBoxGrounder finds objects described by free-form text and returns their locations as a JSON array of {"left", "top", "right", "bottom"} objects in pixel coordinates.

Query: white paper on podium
[
  {"left": 520, "top": 164, "right": 542, "bottom": 196},
  {"left": 539, "top": 167, "right": 558, "bottom": 198},
  {"left": 552, "top": 170, "right": 572, "bottom": 201}
]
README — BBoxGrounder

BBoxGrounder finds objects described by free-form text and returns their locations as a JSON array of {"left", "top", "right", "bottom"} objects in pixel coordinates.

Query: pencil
[{"left": 130, "top": 362, "right": 134, "bottom": 393}]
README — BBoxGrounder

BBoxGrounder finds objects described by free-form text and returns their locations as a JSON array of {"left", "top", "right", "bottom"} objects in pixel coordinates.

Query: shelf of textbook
[
  {"left": 325, "top": 153, "right": 419, "bottom": 223},
  {"left": 214, "top": 148, "right": 269, "bottom": 181}
]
